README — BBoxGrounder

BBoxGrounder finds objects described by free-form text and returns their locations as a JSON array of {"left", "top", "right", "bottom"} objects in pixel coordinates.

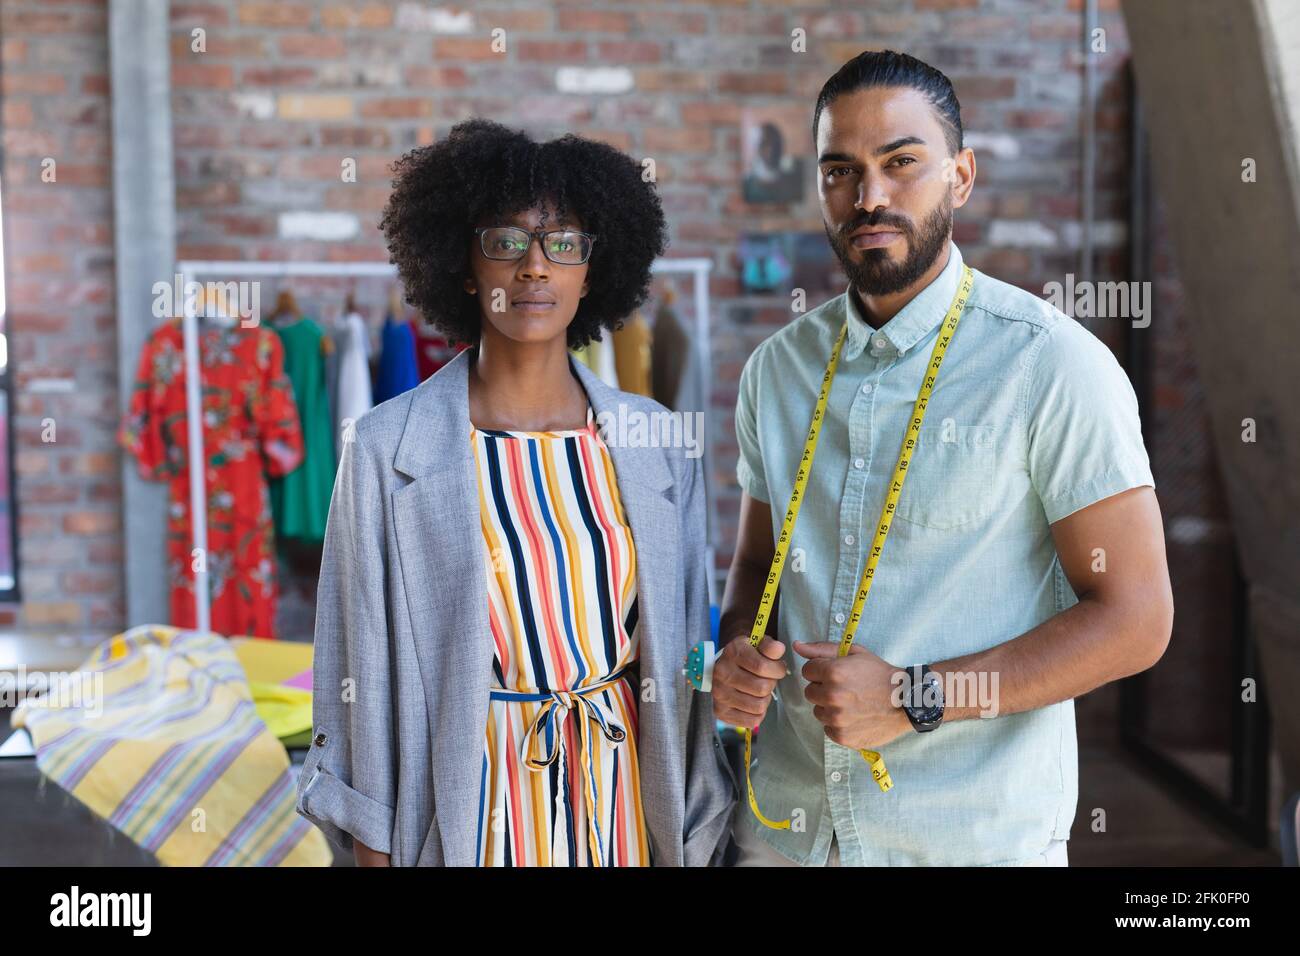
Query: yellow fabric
[
  {"left": 570, "top": 337, "right": 619, "bottom": 388},
  {"left": 231, "top": 636, "right": 312, "bottom": 685},
  {"left": 612, "top": 312, "right": 653, "bottom": 397},
  {"left": 10, "top": 624, "right": 331, "bottom": 867},
  {"left": 231, "top": 637, "right": 314, "bottom": 742},
  {"left": 571, "top": 342, "right": 596, "bottom": 371},
  {"left": 247, "top": 682, "right": 313, "bottom": 740}
]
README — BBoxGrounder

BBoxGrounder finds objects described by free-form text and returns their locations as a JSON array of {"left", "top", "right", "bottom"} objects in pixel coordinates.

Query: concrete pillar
[{"left": 109, "top": 0, "right": 175, "bottom": 627}]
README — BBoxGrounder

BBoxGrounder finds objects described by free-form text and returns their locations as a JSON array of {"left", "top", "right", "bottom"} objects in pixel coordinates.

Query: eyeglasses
[{"left": 474, "top": 226, "right": 596, "bottom": 265}]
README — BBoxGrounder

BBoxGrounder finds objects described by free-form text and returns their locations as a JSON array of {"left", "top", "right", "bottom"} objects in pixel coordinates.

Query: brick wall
[
  {"left": 1, "top": 0, "right": 117, "bottom": 632},
  {"left": 2, "top": 0, "right": 1144, "bottom": 644}
]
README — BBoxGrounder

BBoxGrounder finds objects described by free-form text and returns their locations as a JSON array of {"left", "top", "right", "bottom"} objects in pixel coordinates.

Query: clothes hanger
[
  {"left": 270, "top": 289, "right": 302, "bottom": 328},
  {"left": 193, "top": 284, "right": 238, "bottom": 328}
]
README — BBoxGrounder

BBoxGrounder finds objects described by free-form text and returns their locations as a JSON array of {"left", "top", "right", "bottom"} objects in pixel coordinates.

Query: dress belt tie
[{"left": 488, "top": 664, "right": 634, "bottom": 866}]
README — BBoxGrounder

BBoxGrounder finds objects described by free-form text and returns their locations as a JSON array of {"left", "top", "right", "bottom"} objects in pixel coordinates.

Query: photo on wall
[
  {"left": 740, "top": 105, "right": 809, "bottom": 205},
  {"left": 740, "top": 232, "right": 842, "bottom": 299}
]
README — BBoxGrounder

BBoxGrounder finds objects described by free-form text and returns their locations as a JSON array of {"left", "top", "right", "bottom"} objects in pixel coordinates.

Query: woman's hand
[{"left": 353, "top": 839, "right": 391, "bottom": 867}]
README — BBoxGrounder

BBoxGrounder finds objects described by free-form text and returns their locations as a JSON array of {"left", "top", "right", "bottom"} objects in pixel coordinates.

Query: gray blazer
[{"left": 294, "top": 348, "right": 737, "bottom": 865}]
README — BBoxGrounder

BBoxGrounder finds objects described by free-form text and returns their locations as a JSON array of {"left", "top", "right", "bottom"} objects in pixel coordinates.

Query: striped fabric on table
[
  {"left": 471, "top": 408, "right": 651, "bottom": 867},
  {"left": 9, "top": 624, "right": 331, "bottom": 866}
]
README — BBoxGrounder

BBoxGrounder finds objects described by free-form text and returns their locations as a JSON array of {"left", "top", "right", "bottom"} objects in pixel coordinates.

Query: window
[{"left": 0, "top": 173, "right": 19, "bottom": 598}]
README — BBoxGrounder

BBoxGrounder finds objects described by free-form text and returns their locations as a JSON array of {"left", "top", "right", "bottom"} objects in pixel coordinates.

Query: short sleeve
[
  {"left": 1026, "top": 320, "right": 1154, "bottom": 524},
  {"left": 735, "top": 350, "right": 770, "bottom": 503},
  {"left": 254, "top": 331, "right": 305, "bottom": 478},
  {"left": 118, "top": 330, "right": 173, "bottom": 481}
]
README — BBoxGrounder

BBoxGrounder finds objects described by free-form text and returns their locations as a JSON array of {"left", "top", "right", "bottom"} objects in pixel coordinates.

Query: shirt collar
[{"left": 842, "top": 240, "right": 965, "bottom": 362}]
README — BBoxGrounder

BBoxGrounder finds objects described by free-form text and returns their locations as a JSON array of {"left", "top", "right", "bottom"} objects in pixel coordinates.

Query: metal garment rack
[{"left": 174, "top": 257, "right": 715, "bottom": 635}]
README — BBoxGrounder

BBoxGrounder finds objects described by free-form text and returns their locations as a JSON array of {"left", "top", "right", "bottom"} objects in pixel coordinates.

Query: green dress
[{"left": 269, "top": 317, "right": 334, "bottom": 544}]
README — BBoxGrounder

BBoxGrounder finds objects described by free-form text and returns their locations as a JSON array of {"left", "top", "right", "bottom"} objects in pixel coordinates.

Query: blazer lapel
[{"left": 574, "top": 360, "right": 688, "bottom": 862}]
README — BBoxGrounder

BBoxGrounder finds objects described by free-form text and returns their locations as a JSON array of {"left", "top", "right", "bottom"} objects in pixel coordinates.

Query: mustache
[{"left": 839, "top": 209, "right": 913, "bottom": 237}]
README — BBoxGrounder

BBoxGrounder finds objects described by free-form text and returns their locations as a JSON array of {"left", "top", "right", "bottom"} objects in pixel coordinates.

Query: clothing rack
[{"left": 174, "top": 258, "right": 715, "bottom": 634}]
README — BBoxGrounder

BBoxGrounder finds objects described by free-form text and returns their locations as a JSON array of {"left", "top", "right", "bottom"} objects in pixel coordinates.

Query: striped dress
[{"left": 471, "top": 407, "right": 651, "bottom": 867}]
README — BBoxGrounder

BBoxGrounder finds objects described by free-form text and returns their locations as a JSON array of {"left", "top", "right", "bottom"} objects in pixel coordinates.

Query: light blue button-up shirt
[{"left": 733, "top": 240, "right": 1154, "bottom": 865}]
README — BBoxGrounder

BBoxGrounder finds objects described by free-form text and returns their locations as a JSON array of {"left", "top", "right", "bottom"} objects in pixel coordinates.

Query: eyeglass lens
[{"left": 480, "top": 227, "right": 592, "bottom": 265}]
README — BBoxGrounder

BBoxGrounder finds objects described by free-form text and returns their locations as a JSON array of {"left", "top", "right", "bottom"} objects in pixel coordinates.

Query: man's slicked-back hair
[{"left": 813, "top": 50, "right": 964, "bottom": 156}]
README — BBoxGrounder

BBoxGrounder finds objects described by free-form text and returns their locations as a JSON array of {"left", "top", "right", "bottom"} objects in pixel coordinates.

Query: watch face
[{"left": 907, "top": 673, "right": 943, "bottom": 722}]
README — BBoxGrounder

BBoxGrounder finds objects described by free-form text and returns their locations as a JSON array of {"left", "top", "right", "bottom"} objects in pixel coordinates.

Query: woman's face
[{"left": 466, "top": 204, "right": 591, "bottom": 346}]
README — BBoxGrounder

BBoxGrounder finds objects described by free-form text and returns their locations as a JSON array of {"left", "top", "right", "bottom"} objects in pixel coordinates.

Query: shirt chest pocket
[{"left": 892, "top": 423, "right": 999, "bottom": 530}]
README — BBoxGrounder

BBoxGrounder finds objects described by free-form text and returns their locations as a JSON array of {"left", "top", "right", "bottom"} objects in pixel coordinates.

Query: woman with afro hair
[{"left": 296, "top": 119, "right": 737, "bottom": 867}]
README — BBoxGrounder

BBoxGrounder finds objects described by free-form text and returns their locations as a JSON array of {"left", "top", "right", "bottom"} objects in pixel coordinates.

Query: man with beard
[{"left": 714, "top": 50, "right": 1172, "bottom": 866}]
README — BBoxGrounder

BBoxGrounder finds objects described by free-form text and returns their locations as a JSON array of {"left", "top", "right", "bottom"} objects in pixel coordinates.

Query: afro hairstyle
[{"left": 379, "top": 118, "right": 668, "bottom": 349}]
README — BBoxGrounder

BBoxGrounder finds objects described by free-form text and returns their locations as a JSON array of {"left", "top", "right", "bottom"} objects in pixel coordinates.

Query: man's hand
[
  {"left": 795, "top": 641, "right": 911, "bottom": 750},
  {"left": 711, "top": 636, "right": 788, "bottom": 729}
]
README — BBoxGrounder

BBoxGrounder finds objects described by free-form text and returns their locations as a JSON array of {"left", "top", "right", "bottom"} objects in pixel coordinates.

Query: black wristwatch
[{"left": 900, "top": 664, "right": 944, "bottom": 733}]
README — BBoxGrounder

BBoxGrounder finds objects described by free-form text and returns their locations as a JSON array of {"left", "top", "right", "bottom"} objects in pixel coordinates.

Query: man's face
[{"left": 816, "top": 85, "right": 974, "bottom": 296}]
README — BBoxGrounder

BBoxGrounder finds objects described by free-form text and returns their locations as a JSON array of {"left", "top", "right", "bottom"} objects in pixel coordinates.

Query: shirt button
[
  {"left": 861, "top": 383, "right": 874, "bottom": 394},
  {"left": 834, "top": 613, "right": 845, "bottom": 625},
  {"left": 844, "top": 534, "right": 855, "bottom": 546},
  {"left": 873, "top": 335, "right": 888, "bottom": 350},
  {"left": 854, "top": 458, "right": 865, "bottom": 469},
  {"left": 830, "top": 771, "right": 843, "bottom": 783}
]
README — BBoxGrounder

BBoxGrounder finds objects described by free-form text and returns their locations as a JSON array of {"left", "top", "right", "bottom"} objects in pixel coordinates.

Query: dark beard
[{"left": 825, "top": 195, "right": 952, "bottom": 297}]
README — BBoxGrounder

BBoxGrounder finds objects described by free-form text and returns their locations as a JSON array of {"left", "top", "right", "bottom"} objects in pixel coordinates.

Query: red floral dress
[{"left": 118, "top": 319, "right": 304, "bottom": 638}]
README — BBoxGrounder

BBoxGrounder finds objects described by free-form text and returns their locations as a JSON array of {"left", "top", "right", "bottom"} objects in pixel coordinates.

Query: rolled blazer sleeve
[
  {"left": 295, "top": 421, "right": 398, "bottom": 855},
  {"left": 677, "top": 450, "right": 739, "bottom": 866}
]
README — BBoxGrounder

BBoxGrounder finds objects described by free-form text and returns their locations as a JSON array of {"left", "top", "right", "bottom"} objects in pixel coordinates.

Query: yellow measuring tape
[{"left": 743, "top": 265, "right": 973, "bottom": 830}]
